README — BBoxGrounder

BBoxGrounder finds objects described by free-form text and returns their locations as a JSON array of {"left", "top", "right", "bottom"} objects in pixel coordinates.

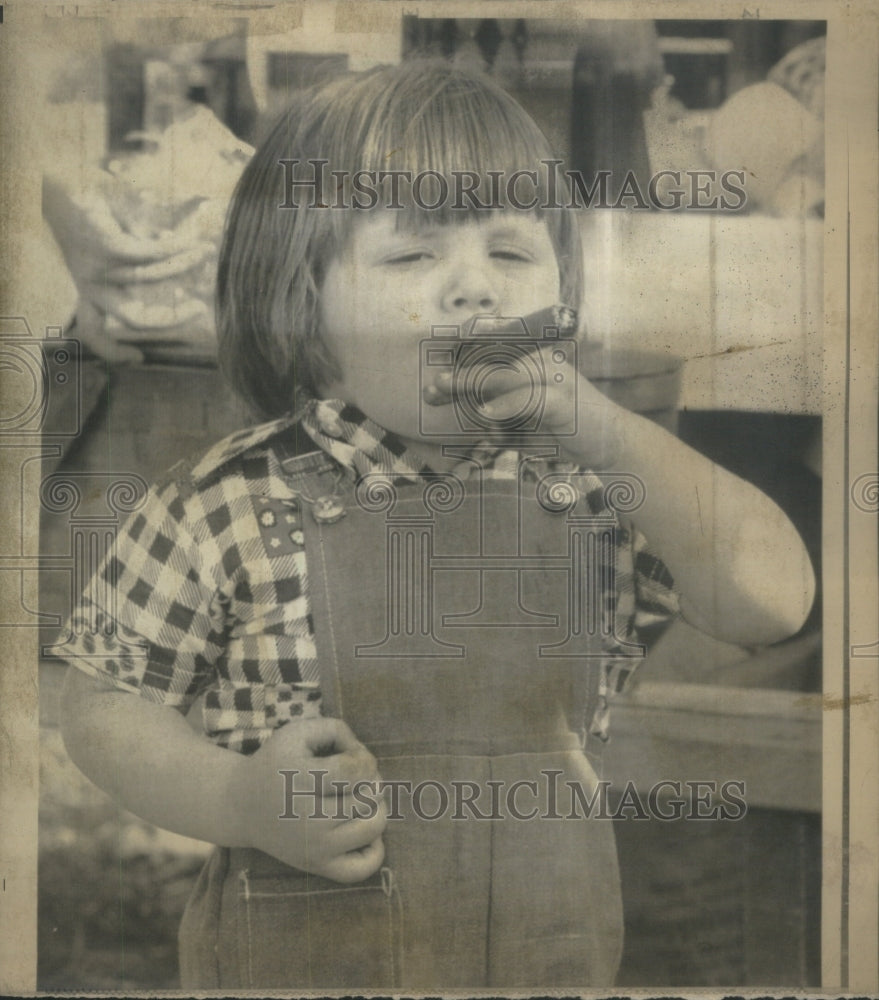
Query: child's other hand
[
  {"left": 240, "top": 716, "right": 388, "bottom": 883},
  {"left": 425, "top": 348, "right": 624, "bottom": 469}
]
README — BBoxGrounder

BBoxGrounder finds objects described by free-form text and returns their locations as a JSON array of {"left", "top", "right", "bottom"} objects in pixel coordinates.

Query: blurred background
[{"left": 27, "top": 7, "right": 823, "bottom": 990}]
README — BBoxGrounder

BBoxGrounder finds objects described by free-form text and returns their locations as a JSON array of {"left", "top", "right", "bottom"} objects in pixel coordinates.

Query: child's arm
[
  {"left": 60, "top": 668, "right": 388, "bottom": 883},
  {"left": 464, "top": 364, "right": 815, "bottom": 647},
  {"left": 601, "top": 402, "right": 816, "bottom": 647}
]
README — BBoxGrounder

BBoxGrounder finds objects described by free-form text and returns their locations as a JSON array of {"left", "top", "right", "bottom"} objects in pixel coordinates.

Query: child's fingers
[
  {"left": 329, "top": 787, "right": 386, "bottom": 820},
  {"left": 319, "top": 837, "right": 386, "bottom": 884},
  {"left": 325, "top": 807, "right": 388, "bottom": 855},
  {"left": 293, "top": 717, "right": 382, "bottom": 785},
  {"left": 477, "top": 383, "right": 576, "bottom": 436},
  {"left": 323, "top": 747, "right": 382, "bottom": 788},
  {"left": 321, "top": 717, "right": 365, "bottom": 752},
  {"left": 299, "top": 716, "right": 361, "bottom": 754},
  {"left": 425, "top": 365, "right": 534, "bottom": 405},
  {"left": 263, "top": 718, "right": 381, "bottom": 793}
]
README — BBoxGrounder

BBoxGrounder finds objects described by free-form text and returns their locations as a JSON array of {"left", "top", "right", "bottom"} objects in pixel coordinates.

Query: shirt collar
[
  {"left": 189, "top": 397, "right": 437, "bottom": 485},
  {"left": 299, "top": 399, "right": 559, "bottom": 483},
  {"left": 190, "top": 396, "right": 559, "bottom": 487},
  {"left": 299, "top": 398, "right": 435, "bottom": 482},
  {"left": 190, "top": 410, "right": 300, "bottom": 483}
]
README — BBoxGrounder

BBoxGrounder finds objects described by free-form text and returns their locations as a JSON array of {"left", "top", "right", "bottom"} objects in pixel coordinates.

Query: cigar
[
  {"left": 452, "top": 304, "right": 579, "bottom": 368},
  {"left": 460, "top": 304, "right": 578, "bottom": 342}
]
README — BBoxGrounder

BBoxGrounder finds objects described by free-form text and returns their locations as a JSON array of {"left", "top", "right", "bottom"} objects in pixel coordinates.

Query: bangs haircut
[{"left": 218, "top": 59, "right": 584, "bottom": 420}]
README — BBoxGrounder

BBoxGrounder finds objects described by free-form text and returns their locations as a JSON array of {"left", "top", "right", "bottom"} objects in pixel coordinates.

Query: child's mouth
[{"left": 422, "top": 304, "right": 579, "bottom": 407}]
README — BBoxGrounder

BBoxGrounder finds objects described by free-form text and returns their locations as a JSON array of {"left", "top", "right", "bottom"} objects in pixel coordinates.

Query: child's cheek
[
  {"left": 366, "top": 335, "right": 426, "bottom": 423},
  {"left": 322, "top": 320, "right": 424, "bottom": 434}
]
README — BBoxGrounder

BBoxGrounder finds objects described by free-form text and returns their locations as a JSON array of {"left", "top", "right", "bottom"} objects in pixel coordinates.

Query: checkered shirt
[{"left": 60, "top": 397, "right": 680, "bottom": 754}]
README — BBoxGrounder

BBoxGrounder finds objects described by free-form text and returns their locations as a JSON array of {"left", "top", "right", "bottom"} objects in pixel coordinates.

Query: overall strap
[{"left": 282, "top": 451, "right": 350, "bottom": 718}]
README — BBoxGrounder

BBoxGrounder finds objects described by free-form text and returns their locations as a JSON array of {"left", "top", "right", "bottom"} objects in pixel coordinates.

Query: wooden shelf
[{"left": 601, "top": 681, "right": 821, "bottom": 813}]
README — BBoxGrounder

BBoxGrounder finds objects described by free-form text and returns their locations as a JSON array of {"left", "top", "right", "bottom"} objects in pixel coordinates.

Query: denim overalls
[{"left": 179, "top": 450, "right": 625, "bottom": 989}]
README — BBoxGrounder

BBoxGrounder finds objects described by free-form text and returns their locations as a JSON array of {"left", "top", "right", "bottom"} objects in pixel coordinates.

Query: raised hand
[{"left": 422, "top": 313, "right": 624, "bottom": 470}]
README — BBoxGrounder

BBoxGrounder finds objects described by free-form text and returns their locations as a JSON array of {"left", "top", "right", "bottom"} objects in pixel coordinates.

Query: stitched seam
[
  {"left": 485, "top": 756, "right": 494, "bottom": 986},
  {"left": 239, "top": 868, "right": 254, "bottom": 987},
  {"left": 386, "top": 880, "right": 395, "bottom": 985},
  {"left": 315, "top": 525, "right": 345, "bottom": 717},
  {"left": 393, "top": 877, "right": 405, "bottom": 986},
  {"left": 380, "top": 866, "right": 400, "bottom": 986}
]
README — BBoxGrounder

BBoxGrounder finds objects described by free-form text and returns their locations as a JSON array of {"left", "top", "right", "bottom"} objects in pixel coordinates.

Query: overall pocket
[{"left": 235, "top": 864, "right": 403, "bottom": 989}]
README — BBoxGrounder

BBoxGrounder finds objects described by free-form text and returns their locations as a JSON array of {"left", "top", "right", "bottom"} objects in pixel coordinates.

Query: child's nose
[{"left": 440, "top": 266, "right": 499, "bottom": 315}]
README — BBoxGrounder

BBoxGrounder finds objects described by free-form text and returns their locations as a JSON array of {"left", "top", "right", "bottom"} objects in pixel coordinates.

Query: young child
[{"left": 59, "top": 61, "right": 815, "bottom": 990}]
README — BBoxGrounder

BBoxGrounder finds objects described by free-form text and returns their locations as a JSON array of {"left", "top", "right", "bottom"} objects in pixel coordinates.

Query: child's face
[{"left": 318, "top": 210, "right": 561, "bottom": 448}]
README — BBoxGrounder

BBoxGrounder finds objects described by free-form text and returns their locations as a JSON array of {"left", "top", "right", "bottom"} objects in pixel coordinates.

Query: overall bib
[{"left": 179, "top": 455, "right": 625, "bottom": 990}]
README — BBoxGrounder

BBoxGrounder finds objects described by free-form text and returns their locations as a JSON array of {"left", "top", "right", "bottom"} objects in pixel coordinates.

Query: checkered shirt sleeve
[
  {"left": 59, "top": 475, "right": 224, "bottom": 711},
  {"left": 60, "top": 441, "right": 323, "bottom": 754},
  {"left": 554, "top": 467, "right": 681, "bottom": 742},
  {"left": 630, "top": 524, "right": 681, "bottom": 638},
  {"left": 584, "top": 527, "right": 680, "bottom": 744}
]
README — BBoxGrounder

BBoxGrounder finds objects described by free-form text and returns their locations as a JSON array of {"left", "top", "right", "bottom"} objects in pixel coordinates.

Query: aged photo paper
[{"left": 0, "top": 0, "right": 876, "bottom": 993}]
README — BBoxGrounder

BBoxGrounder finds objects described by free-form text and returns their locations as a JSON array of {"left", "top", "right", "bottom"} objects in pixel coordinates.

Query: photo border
[{"left": 1, "top": 0, "right": 876, "bottom": 992}]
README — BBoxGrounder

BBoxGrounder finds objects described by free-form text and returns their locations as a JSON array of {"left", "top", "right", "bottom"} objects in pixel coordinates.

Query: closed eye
[
  {"left": 490, "top": 245, "right": 535, "bottom": 262},
  {"left": 383, "top": 250, "right": 435, "bottom": 265}
]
